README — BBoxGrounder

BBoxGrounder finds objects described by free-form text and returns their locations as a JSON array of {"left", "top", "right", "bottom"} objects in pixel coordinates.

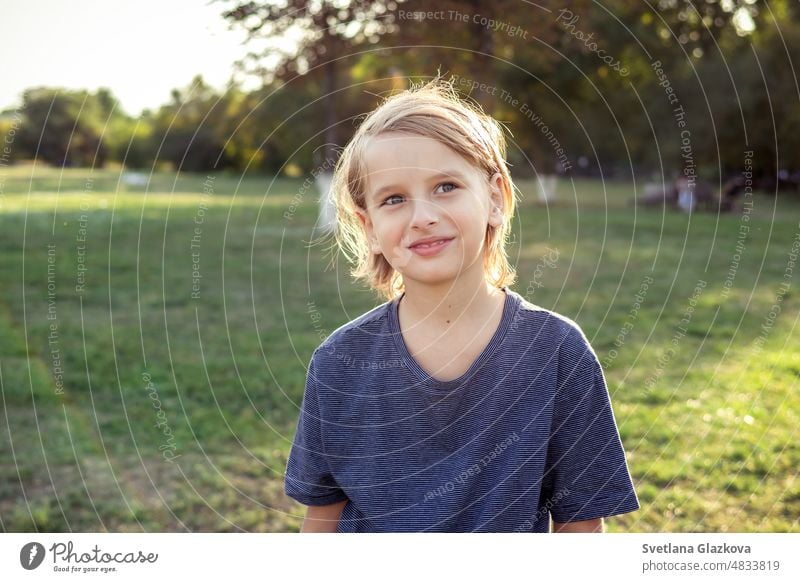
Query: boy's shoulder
[
  {"left": 511, "top": 290, "right": 602, "bottom": 382},
  {"left": 313, "top": 297, "right": 394, "bottom": 357},
  {"left": 509, "top": 289, "right": 600, "bottom": 373},
  {"left": 510, "top": 289, "right": 590, "bottom": 346}
]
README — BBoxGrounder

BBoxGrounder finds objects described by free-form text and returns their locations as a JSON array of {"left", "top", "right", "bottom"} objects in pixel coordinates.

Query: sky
[{"left": 0, "top": 0, "right": 265, "bottom": 116}]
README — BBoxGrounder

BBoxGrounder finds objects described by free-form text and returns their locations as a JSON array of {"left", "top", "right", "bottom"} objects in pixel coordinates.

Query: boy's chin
[{"left": 394, "top": 268, "right": 462, "bottom": 288}]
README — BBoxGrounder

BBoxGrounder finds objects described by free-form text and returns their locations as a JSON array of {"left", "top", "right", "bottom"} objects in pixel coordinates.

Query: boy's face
[{"left": 356, "top": 132, "right": 505, "bottom": 289}]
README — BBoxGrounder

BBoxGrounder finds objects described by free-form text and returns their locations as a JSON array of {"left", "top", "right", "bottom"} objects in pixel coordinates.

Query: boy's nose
[{"left": 409, "top": 199, "right": 440, "bottom": 228}]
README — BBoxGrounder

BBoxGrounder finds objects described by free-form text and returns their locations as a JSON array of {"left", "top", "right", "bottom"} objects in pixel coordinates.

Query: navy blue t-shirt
[{"left": 284, "top": 286, "right": 639, "bottom": 532}]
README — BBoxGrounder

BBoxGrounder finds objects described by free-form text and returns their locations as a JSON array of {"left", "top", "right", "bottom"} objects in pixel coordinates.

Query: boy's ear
[
  {"left": 488, "top": 172, "right": 505, "bottom": 228},
  {"left": 355, "top": 207, "right": 381, "bottom": 254}
]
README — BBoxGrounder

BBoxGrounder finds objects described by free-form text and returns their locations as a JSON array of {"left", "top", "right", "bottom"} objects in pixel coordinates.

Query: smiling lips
[
  {"left": 409, "top": 236, "right": 451, "bottom": 248},
  {"left": 408, "top": 236, "right": 454, "bottom": 256}
]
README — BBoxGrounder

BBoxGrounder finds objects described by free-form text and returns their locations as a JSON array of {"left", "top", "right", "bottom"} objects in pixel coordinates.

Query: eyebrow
[{"left": 369, "top": 170, "right": 470, "bottom": 202}]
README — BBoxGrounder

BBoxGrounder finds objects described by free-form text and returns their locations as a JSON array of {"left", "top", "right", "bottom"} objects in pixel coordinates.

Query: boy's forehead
[{"left": 364, "top": 133, "right": 472, "bottom": 185}]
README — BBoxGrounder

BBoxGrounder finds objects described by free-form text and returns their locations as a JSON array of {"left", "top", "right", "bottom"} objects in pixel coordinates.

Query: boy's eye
[
  {"left": 382, "top": 194, "right": 403, "bottom": 206},
  {"left": 436, "top": 182, "right": 458, "bottom": 193},
  {"left": 380, "top": 183, "right": 458, "bottom": 206}
]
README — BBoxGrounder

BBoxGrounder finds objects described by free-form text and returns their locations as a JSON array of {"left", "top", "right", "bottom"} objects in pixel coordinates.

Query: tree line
[{"left": 1, "top": 0, "right": 798, "bottom": 190}]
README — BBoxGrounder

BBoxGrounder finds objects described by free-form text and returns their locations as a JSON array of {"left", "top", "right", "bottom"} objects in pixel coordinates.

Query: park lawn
[{"left": 0, "top": 165, "right": 798, "bottom": 532}]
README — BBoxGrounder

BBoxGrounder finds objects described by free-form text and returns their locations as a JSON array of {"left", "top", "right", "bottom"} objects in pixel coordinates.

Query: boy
[{"left": 284, "top": 79, "right": 639, "bottom": 532}]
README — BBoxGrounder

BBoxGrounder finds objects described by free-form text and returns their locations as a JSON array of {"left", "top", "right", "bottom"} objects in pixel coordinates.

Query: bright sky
[{"left": 0, "top": 0, "right": 263, "bottom": 116}]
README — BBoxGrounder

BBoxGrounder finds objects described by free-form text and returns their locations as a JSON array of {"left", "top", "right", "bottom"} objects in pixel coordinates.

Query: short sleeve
[
  {"left": 543, "top": 325, "right": 640, "bottom": 523},
  {"left": 284, "top": 351, "right": 349, "bottom": 506}
]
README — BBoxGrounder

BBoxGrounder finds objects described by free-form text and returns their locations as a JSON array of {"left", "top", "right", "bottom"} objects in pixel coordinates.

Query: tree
[
  {"left": 147, "top": 75, "right": 237, "bottom": 172},
  {"left": 17, "top": 88, "right": 110, "bottom": 167},
  {"left": 216, "top": 0, "right": 399, "bottom": 164}
]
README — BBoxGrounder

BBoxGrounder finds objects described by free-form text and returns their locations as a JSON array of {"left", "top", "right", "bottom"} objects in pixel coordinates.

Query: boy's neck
[{"left": 398, "top": 274, "right": 506, "bottom": 331}]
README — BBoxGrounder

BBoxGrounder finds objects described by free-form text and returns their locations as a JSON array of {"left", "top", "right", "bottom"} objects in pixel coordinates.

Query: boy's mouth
[{"left": 408, "top": 236, "right": 454, "bottom": 249}]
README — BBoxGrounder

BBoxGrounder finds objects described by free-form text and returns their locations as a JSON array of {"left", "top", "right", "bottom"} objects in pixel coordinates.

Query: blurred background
[{"left": 0, "top": 0, "right": 798, "bottom": 533}]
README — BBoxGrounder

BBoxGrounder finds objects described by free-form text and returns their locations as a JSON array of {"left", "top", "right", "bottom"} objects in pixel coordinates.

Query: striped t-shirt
[{"left": 284, "top": 286, "right": 639, "bottom": 532}]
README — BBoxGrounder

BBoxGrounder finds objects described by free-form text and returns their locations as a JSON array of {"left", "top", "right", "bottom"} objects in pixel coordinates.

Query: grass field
[{"left": 0, "top": 164, "right": 798, "bottom": 532}]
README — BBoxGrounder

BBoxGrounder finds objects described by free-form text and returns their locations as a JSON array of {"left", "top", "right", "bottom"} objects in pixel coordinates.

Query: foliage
[{"left": 3, "top": 1, "right": 800, "bottom": 190}]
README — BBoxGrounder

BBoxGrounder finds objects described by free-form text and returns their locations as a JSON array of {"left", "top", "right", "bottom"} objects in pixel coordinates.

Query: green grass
[{"left": 0, "top": 164, "right": 798, "bottom": 532}]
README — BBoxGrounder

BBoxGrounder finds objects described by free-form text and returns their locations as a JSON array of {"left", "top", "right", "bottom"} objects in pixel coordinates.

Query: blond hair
[{"left": 330, "top": 77, "right": 518, "bottom": 301}]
